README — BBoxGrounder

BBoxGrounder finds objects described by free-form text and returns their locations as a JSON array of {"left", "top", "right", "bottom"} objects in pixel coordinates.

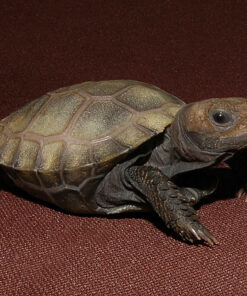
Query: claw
[
  {"left": 189, "top": 226, "right": 201, "bottom": 241},
  {"left": 211, "top": 235, "right": 220, "bottom": 245},
  {"left": 197, "top": 229, "right": 214, "bottom": 246},
  {"left": 197, "top": 229, "right": 219, "bottom": 246},
  {"left": 237, "top": 188, "right": 246, "bottom": 199},
  {"left": 186, "top": 224, "right": 219, "bottom": 246}
]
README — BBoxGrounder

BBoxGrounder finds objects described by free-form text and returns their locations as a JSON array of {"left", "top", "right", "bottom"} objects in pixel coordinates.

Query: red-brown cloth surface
[{"left": 0, "top": 1, "right": 247, "bottom": 295}]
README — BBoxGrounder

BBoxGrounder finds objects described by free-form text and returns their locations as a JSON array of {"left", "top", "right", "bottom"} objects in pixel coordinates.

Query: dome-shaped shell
[{"left": 0, "top": 80, "right": 184, "bottom": 213}]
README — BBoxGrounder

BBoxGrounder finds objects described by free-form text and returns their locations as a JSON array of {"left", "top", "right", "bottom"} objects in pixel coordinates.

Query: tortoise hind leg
[{"left": 125, "top": 166, "right": 219, "bottom": 246}]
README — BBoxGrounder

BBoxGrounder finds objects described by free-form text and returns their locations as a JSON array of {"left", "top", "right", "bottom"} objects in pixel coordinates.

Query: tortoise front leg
[{"left": 125, "top": 166, "right": 219, "bottom": 246}]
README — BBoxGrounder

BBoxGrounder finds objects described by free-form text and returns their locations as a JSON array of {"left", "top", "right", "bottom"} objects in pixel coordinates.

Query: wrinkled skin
[{"left": 124, "top": 97, "right": 247, "bottom": 245}]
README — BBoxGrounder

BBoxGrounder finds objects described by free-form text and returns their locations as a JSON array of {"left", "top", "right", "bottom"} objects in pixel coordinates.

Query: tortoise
[{"left": 1, "top": 80, "right": 247, "bottom": 245}]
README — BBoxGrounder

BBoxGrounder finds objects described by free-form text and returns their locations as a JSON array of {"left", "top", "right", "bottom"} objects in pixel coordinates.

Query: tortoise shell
[{"left": 0, "top": 80, "right": 183, "bottom": 213}]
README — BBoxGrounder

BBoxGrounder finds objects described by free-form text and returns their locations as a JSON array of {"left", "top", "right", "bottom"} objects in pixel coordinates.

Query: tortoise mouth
[
  {"left": 213, "top": 160, "right": 231, "bottom": 169},
  {"left": 212, "top": 152, "right": 234, "bottom": 169}
]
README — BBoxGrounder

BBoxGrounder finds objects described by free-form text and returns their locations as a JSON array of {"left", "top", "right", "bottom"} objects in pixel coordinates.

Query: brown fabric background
[{"left": 0, "top": 1, "right": 247, "bottom": 295}]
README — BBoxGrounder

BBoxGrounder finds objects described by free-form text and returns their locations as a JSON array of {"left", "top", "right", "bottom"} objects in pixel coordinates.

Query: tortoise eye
[{"left": 210, "top": 110, "right": 234, "bottom": 126}]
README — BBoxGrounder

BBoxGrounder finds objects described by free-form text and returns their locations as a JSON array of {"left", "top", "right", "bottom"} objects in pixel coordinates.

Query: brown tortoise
[{"left": 1, "top": 80, "right": 247, "bottom": 245}]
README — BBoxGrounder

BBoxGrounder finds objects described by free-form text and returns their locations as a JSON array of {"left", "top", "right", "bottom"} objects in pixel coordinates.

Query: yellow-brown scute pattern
[
  {"left": 15, "top": 140, "right": 39, "bottom": 170},
  {"left": 28, "top": 93, "right": 85, "bottom": 137},
  {"left": 79, "top": 80, "right": 136, "bottom": 96},
  {"left": 0, "top": 138, "right": 20, "bottom": 166},
  {"left": 0, "top": 80, "right": 183, "bottom": 212},
  {"left": 71, "top": 101, "right": 132, "bottom": 141},
  {"left": 0, "top": 80, "right": 183, "bottom": 174},
  {"left": 3, "top": 95, "right": 49, "bottom": 133},
  {"left": 117, "top": 85, "right": 175, "bottom": 111}
]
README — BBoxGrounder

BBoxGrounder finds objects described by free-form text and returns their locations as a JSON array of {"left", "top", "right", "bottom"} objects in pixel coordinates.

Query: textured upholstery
[{"left": 0, "top": 1, "right": 247, "bottom": 295}]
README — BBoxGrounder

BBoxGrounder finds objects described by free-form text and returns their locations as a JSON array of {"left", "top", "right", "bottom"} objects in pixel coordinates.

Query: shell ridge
[
  {"left": 0, "top": 137, "right": 21, "bottom": 166},
  {"left": 88, "top": 122, "right": 131, "bottom": 144},
  {"left": 38, "top": 140, "right": 66, "bottom": 172},
  {"left": 65, "top": 96, "right": 93, "bottom": 136},
  {"left": 32, "top": 140, "right": 58, "bottom": 205},
  {"left": 132, "top": 122, "right": 157, "bottom": 136},
  {"left": 59, "top": 141, "right": 68, "bottom": 186},
  {"left": 111, "top": 96, "right": 138, "bottom": 115},
  {"left": 0, "top": 94, "right": 52, "bottom": 147},
  {"left": 14, "top": 175, "right": 79, "bottom": 193},
  {"left": 20, "top": 94, "right": 53, "bottom": 136},
  {"left": 110, "top": 137, "right": 131, "bottom": 152},
  {"left": 2, "top": 95, "right": 95, "bottom": 147},
  {"left": 0, "top": 135, "right": 9, "bottom": 161},
  {"left": 11, "top": 136, "right": 23, "bottom": 168},
  {"left": 37, "top": 176, "right": 57, "bottom": 205},
  {"left": 110, "top": 84, "right": 138, "bottom": 98}
]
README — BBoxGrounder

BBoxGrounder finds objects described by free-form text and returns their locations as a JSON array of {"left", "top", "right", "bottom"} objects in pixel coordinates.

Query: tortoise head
[{"left": 170, "top": 97, "right": 247, "bottom": 164}]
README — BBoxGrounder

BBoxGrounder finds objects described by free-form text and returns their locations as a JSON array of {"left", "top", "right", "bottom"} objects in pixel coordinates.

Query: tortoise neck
[
  {"left": 147, "top": 124, "right": 222, "bottom": 178},
  {"left": 146, "top": 132, "right": 170, "bottom": 165},
  {"left": 145, "top": 128, "right": 175, "bottom": 176}
]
